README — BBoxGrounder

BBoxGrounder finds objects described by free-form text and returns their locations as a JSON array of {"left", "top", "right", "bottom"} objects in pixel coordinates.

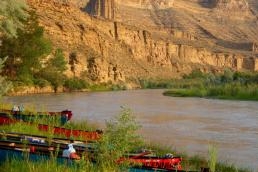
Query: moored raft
[
  {"left": 0, "top": 132, "right": 205, "bottom": 172},
  {"left": 38, "top": 124, "right": 102, "bottom": 141},
  {"left": 0, "top": 132, "right": 95, "bottom": 162},
  {"left": 119, "top": 151, "right": 183, "bottom": 171},
  {"left": 0, "top": 109, "right": 73, "bottom": 125}
]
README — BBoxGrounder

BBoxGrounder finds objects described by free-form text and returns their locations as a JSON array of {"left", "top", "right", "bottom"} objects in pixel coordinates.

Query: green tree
[
  {"left": 0, "top": 58, "right": 12, "bottom": 99},
  {"left": 38, "top": 49, "right": 67, "bottom": 92},
  {"left": 0, "top": 11, "right": 52, "bottom": 83},
  {"left": 0, "top": 0, "right": 28, "bottom": 38},
  {"left": 48, "top": 49, "right": 67, "bottom": 73}
]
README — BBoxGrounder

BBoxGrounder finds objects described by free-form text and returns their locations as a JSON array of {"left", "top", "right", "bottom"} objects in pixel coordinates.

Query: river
[{"left": 2, "top": 89, "right": 258, "bottom": 170}]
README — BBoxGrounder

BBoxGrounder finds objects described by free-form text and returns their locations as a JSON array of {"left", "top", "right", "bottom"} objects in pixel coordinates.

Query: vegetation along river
[{"left": 3, "top": 89, "right": 258, "bottom": 170}]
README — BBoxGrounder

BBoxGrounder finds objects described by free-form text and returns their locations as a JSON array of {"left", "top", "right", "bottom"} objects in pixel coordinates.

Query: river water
[{"left": 2, "top": 89, "right": 258, "bottom": 170}]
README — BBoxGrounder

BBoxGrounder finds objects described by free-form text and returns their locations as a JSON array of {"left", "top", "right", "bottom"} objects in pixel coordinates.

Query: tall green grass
[
  {"left": 163, "top": 70, "right": 258, "bottom": 101},
  {"left": 208, "top": 145, "right": 217, "bottom": 172},
  {"left": 164, "top": 83, "right": 258, "bottom": 101}
]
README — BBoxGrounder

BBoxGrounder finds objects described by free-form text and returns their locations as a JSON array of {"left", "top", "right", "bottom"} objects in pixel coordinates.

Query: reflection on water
[{"left": 3, "top": 89, "right": 258, "bottom": 170}]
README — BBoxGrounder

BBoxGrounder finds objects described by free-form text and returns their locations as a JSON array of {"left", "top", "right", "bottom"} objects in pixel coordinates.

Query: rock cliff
[
  {"left": 26, "top": 0, "right": 258, "bottom": 86},
  {"left": 211, "top": 0, "right": 252, "bottom": 19},
  {"left": 116, "top": 0, "right": 174, "bottom": 9},
  {"left": 86, "top": 0, "right": 116, "bottom": 19}
]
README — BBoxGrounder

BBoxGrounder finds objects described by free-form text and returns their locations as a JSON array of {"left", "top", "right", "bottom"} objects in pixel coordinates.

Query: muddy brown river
[{"left": 3, "top": 89, "right": 258, "bottom": 170}]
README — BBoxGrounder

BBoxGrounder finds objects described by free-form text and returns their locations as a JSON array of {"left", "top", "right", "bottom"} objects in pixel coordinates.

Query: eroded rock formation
[
  {"left": 116, "top": 0, "right": 174, "bottom": 9},
  {"left": 26, "top": 0, "right": 258, "bottom": 86},
  {"left": 212, "top": 0, "right": 252, "bottom": 18},
  {"left": 86, "top": 0, "right": 116, "bottom": 19}
]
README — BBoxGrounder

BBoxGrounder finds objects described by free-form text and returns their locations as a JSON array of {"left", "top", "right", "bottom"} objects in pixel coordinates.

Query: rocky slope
[{"left": 26, "top": 0, "right": 258, "bottom": 86}]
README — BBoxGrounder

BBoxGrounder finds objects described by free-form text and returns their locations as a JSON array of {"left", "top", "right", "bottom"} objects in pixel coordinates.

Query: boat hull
[
  {"left": 0, "top": 147, "right": 77, "bottom": 166},
  {"left": 0, "top": 109, "right": 72, "bottom": 125}
]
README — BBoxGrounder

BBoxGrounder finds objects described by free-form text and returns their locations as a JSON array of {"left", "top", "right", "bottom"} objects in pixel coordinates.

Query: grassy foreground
[{"left": 0, "top": 107, "right": 252, "bottom": 172}]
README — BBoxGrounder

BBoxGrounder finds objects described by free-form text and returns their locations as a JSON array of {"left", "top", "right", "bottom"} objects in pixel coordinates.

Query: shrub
[
  {"left": 96, "top": 108, "right": 143, "bottom": 169},
  {"left": 64, "top": 78, "right": 88, "bottom": 91}
]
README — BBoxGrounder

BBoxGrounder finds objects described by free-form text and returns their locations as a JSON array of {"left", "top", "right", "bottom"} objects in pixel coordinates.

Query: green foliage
[
  {"left": 164, "top": 70, "right": 258, "bottom": 101},
  {"left": 33, "top": 78, "right": 50, "bottom": 88},
  {"left": 0, "top": 11, "right": 52, "bottom": 82},
  {"left": 64, "top": 78, "right": 88, "bottom": 91},
  {"left": 0, "top": 57, "right": 12, "bottom": 98},
  {"left": 88, "top": 83, "right": 126, "bottom": 91},
  {"left": 38, "top": 70, "right": 66, "bottom": 92},
  {"left": 96, "top": 108, "right": 143, "bottom": 169},
  {"left": 221, "top": 68, "right": 234, "bottom": 83},
  {"left": 1, "top": 158, "right": 97, "bottom": 172},
  {"left": 208, "top": 145, "right": 217, "bottom": 172},
  {"left": 48, "top": 49, "right": 67, "bottom": 73},
  {"left": 138, "top": 78, "right": 174, "bottom": 89},
  {"left": 183, "top": 69, "right": 207, "bottom": 79},
  {"left": 34, "top": 48, "right": 68, "bottom": 92},
  {"left": 0, "top": 0, "right": 28, "bottom": 37},
  {"left": 216, "top": 162, "right": 251, "bottom": 172}
]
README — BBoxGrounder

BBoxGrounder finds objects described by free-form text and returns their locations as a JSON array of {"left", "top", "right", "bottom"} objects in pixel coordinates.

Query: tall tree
[
  {"left": 0, "top": 58, "right": 12, "bottom": 99},
  {"left": 0, "top": 12, "right": 52, "bottom": 82},
  {"left": 38, "top": 48, "right": 67, "bottom": 92},
  {"left": 0, "top": 0, "right": 28, "bottom": 38}
]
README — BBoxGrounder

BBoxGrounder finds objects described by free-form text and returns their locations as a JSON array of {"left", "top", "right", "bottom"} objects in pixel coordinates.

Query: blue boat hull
[{"left": 0, "top": 148, "right": 76, "bottom": 165}]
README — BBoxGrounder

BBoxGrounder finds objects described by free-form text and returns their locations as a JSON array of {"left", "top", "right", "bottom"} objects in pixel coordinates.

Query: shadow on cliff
[
  {"left": 198, "top": 0, "right": 216, "bottom": 8},
  {"left": 215, "top": 39, "right": 253, "bottom": 52},
  {"left": 80, "top": 0, "right": 95, "bottom": 15}
]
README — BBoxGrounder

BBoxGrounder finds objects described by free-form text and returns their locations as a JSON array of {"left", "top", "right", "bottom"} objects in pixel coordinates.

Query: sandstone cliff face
[
  {"left": 85, "top": 0, "right": 174, "bottom": 19},
  {"left": 215, "top": 0, "right": 249, "bottom": 9},
  {"left": 26, "top": 0, "right": 258, "bottom": 86},
  {"left": 212, "top": 0, "right": 251, "bottom": 18},
  {"left": 86, "top": 0, "right": 116, "bottom": 19},
  {"left": 116, "top": 0, "right": 174, "bottom": 9}
]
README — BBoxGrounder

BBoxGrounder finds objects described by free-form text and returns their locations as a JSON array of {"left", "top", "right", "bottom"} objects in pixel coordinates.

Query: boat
[
  {"left": 130, "top": 167, "right": 202, "bottom": 172},
  {"left": 0, "top": 109, "right": 72, "bottom": 125},
  {"left": 38, "top": 124, "right": 102, "bottom": 141},
  {"left": 0, "top": 112, "right": 101, "bottom": 141},
  {"left": 0, "top": 132, "right": 95, "bottom": 162},
  {"left": 119, "top": 151, "right": 183, "bottom": 171},
  {"left": 0, "top": 139, "right": 84, "bottom": 165},
  {"left": 0, "top": 132, "right": 206, "bottom": 172}
]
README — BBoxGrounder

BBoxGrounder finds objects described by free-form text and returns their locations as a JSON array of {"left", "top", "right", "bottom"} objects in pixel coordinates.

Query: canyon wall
[
  {"left": 86, "top": 0, "right": 116, "bottom": 19},
  {"left": 26, "top": 0, "right": 258, "bottom": 85},
  {"left": 116, "top": 0, "right": 174, "bottom": 9}
]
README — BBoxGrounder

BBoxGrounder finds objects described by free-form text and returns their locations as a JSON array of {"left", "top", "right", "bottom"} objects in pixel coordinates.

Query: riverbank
[
  {"left": 160, "top": 70, "right": 258, "bottom": 101},
  {"left": 0, "top": 107, "right": 252, "bottom": 172},
  {"left": 7, "top": 83, "right": 128, "bottom": 96},
  {"left": 163, "top": 83, "right": 258, "bottom": 101}
]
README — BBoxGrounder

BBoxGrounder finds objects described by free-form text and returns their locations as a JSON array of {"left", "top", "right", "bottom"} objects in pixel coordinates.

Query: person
[
  {"left": 12, "top": 105, "right": 19, "bottom": 114},
  {"left": 62, "top": 143, "right": 80, "bottom": 160},
  {"left": 18, "top": 105, "right": 24, "bottom": 112}
]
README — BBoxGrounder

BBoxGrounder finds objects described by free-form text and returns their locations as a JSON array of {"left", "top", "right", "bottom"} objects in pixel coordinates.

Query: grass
[
  {"left": 139, "top": 70, "right": 258, "bottom": 101},
  {"left": 163, "top": 83, "right": 258, "bottom": 101},
  {"left": 208, "top": 145, "right": 217, "bottom": 172}
]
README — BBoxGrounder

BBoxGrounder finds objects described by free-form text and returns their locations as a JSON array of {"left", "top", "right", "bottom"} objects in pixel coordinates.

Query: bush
[
  {"left": 96, "top": 108, "right": 143, "bottom": 169},
  {"left": 64, "top": 78, "right": 88, "bottom": 91},
  {"left": 33, "top": 78, "right": 49, "bottom": 88}
]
